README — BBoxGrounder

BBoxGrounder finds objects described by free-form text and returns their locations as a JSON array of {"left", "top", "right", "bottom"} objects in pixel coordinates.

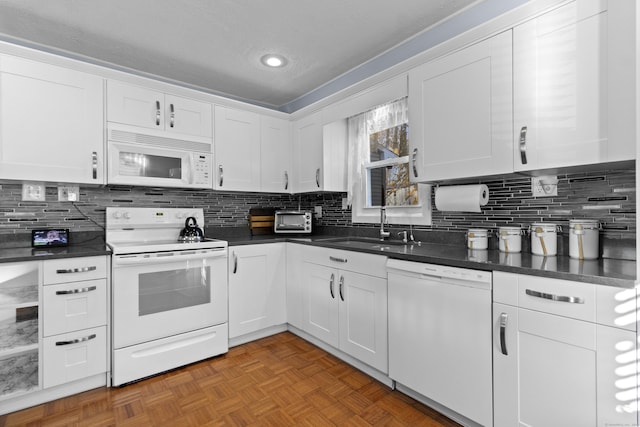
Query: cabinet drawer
[
  {"left": 301, "top": 245, "right": 387, "bottom": 278},
  {"left": 43, "top": 279, "right": 107, "bottom": 337},
  {"left": 496, "top": 273, "right": 596, "bottom": 322},
  {"left": 43, "top": 325, "right": 107, "bottom": 389},
  {"left": 44, "top": 256, "right": 107, "bottom": 285}
]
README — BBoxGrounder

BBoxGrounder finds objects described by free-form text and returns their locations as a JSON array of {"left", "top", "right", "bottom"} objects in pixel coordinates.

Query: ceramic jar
[
  {"left": 530, "top": 223, "right": 558, "bottom": 256},
  {"left": 569, "top": 219, "right": 599, "bottom": 260},
  {"left": 467, "top": 228, "right": 488, "bottom": 250},
  {"left": 497, "top": 226, "right": 522, "bottom": 253}
]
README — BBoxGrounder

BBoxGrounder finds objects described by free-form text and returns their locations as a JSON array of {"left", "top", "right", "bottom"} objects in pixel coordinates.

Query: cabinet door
[
  {"left": 260, "top": 115, "right": 291, "bottom": 193},
  {"left": 408, "top": 31, "right": 512, "bottom": 182},
  {"left": 292, "top": 111, "right": 323, "bottom": 192},
  {"left": 107, "top": 80, "right": 164, "bottom": 130},
  {"left": 165, "top": 94, "right": 212, "bottom": 138},
  {"left": 514, "top": 0, "right": 610, "bottom": 171},
  {"left": 228, "top": 244, "right": 286, "bottom": 339},
  {"left": 301, "top": 261, "right": 339, "bottom": 347},
  {"left": 214, "top": 106, "right": 261, "bottom": 191},
  {"left": 43, "top": 279, "right": 107, "bottom": 337},
  {"left": 493, "top": 305, "right": 597, "bottom": 427},
  {"left": 338, "top": 270, "right": 387, "bottom": 373},
  {"left": 0, "top": 55, "right": 104, "bottom": 184}
]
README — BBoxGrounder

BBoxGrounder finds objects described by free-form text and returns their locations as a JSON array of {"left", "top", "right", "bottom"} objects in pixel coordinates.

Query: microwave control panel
[{"left": 193, "top": 154, "right": 212, "bottom": 186}]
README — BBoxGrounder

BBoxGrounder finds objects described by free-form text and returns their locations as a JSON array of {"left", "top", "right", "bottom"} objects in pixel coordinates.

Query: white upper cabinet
[
  {"left": 292, "top": 111, "right": 324, "bottom": 192},
  {"left": 514, "top": 0, "right": 635, "bottom": 171},
  {"left": 408, "top": 31, "right": 513, "bottom": 182},
  {"left": 107, "top": 80, "right": 212, "bottom": 139},
  {"left": 0, "top": 54, "right": 104, "bottom": 184},
  {"left": 260, "top": 115, "right": 292, "bottom": 193},
  {"left": 213, "top": 105, "right": 261, "bottom": 191}
]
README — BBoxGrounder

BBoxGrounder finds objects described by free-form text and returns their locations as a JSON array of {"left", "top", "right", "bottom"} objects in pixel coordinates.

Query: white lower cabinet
[
  {"left": 228, "top": 244, "right": 286, "bottom": 339},
  {"left": 493, "top": 272, "right": 638, "bottom": 427},
  {"left": 299, "top": 245, "right": 387, "bottom": 373},
  {"left": 42, "top": 256, "right": 109, "bottom": 390}
]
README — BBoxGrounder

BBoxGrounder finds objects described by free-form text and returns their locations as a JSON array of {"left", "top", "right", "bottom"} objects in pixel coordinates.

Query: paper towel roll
[{"left": 434, "top": 184, "right": 489, "bottom": 212}]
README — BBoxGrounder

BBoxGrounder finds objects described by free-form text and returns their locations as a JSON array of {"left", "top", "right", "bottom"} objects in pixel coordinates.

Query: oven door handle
[{"left": 113, "top": 249, "right": 227, "bottom": 266}]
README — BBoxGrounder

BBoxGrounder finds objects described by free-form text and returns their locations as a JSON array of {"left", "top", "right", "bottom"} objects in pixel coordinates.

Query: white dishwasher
[{"left": 387, "top": 259, "right": 492, "bottom": 427}]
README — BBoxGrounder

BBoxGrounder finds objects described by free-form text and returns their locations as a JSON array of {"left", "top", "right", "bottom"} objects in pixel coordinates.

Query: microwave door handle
[{"left": 186, "top": 154, "right": 194, "bottom": 184}]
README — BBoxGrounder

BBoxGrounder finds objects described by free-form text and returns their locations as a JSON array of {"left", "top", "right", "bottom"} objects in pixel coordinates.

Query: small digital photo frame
[{"left": 32, "top": 229, "right": 69, "bottom": 248}]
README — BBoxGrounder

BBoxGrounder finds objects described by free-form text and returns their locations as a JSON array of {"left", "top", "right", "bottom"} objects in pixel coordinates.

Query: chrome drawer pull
[
  {"left": 499, "top": 313, "right": 508, "bottom": 356},
  {"left": 155, "top": 100, "right": 161, "bottom": 126},
  {"left": 329, "top": 256, "right": 347, "bottom": 263},
  {"left": 56, "top": 286, "right": 97, "bottom": 295},
  {"left": 525, "top": 289, "right": 584, "bottom": 304},
  {"left": 56, "top": 266, "right": 97, "bottom": 274},
  {"left": 56, "top": 333, "right": 97, "bottom": 346}
]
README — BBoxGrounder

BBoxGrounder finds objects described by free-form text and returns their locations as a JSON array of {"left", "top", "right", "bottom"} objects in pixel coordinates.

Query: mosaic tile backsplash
[{"left": 0, "top": 167, "right": 635, "bottom": 242}]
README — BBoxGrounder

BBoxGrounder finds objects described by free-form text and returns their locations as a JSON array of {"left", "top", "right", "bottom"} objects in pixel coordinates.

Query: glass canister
[
  {"left": 569, "top": 220, "right": 599, "bottom": 260},
  {"left": 467, "top": 228, "right": 488, "bottom": 250},
  {"left": 530, "top": 223, "right": 558, "bottom": 256},
  {"left": 497, "top": 226, "right": 522, "bottom": 253}
]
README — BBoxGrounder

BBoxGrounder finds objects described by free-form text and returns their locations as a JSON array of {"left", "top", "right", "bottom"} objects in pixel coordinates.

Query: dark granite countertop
[
  {"left": 0, "top": 234, "right": 111, "bottom": 263},
  {"left": 223, "top": 233, "right": 637, "bottom": 289}
]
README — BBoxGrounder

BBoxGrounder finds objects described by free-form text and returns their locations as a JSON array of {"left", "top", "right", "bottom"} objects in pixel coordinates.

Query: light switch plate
[
  {"left": 314, "top": 206, "right": 322, "bottom": 218},
  {"left": 58, "top": 185, "right": 79, "bottom": 202},
  {"left": 22, "top": 182, "right": 46, "bottom": 201},
  {"left": 342, "top": 197, "right": 348, "bottom": 210}
]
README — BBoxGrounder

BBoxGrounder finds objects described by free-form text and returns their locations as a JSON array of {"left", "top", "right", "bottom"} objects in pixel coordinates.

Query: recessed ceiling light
[{"left": 261, "top": 54, "right": 287, "bottom": 68}]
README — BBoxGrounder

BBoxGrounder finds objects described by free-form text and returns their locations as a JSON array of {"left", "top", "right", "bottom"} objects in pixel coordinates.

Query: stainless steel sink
[{"left": 320, "top": 237, "right": 408, "bottom": 251}]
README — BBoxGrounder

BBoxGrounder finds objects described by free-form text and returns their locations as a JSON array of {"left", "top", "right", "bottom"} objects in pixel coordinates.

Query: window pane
[
  {"left": 369, "top": 123, "right": 408, "bottom": 162},
  {"left": 368, "top": 164, "right": 418, "bottom": 207}
]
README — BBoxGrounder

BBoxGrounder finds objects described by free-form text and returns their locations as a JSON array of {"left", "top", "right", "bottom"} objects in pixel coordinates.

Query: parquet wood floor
[{"left": 1, "top": 332, "right": 462, "bottom": 426}]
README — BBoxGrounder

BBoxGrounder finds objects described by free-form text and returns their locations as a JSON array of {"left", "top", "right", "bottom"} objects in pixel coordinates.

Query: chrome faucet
[
  {"left": 380, "top": 207, "right": 390, "bottom": 240},
  {"left": 397, "top": 230, "right": 408, "bottom": 243}
]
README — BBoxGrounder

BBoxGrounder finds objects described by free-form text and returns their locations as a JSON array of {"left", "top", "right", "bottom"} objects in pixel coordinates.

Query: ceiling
[{"left": 0, "top": 0, "right": 502, "bottom": 112}]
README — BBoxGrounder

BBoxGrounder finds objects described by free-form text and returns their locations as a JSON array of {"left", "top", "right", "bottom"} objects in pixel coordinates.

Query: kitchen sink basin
[{"left": 320, "top": 237, "right": 409, "bottom": 251}]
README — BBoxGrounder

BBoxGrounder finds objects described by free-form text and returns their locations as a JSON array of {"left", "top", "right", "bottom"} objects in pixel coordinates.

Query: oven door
[
  {"left": 112, "top": 248, "right": 227, "bottom": 349},
  {"left": 107, "top": 141, "right": 212, "bottom": 189}
]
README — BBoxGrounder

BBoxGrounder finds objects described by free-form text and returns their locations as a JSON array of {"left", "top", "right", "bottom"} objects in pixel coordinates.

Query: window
[{"left": 347, "top": 97, "right": 431, "bottom": 225}]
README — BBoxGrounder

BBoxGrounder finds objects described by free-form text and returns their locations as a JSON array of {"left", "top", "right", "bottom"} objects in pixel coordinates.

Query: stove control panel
[{"left": 106, "top": 207, "right": 204, "bottom": 228}]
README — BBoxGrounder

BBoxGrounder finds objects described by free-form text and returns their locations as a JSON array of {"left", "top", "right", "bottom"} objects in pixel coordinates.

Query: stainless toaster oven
[{"left": 274, "top": 211, "right": 312, "bottom": 234}]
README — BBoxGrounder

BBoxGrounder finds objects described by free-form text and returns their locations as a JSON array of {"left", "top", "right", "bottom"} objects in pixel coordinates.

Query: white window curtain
[{"left": 347, "top": 97, "right": 432, "bottom": 225}]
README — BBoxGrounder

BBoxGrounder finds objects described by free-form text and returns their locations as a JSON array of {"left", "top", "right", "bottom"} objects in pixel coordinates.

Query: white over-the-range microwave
[{"left": 107, "top": 123, "right": 212, "bottom": 189}]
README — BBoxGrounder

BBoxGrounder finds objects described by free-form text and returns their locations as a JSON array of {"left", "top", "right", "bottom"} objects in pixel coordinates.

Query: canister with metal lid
[
  {"left": 530, "top": 223, "right": 558, "bottom": 256},
  {"left": 569, "top": 219, "right": 599, "bottom": 260},
  {"left": 497, "top": 226, "right": 522, "bottom": 253},
  {"left": 466, "top": 228, "right": 488, "bottom": 250}
]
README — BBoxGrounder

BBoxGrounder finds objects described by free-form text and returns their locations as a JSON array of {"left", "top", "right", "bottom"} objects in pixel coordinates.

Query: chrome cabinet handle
[
  {"left": 169, "top": 103, "right": 175, "bottom": 128},
  {"left": 519, "top": 126, "right": 528, "bottom": 165},
  {"left": 525, "top": 289, "right": 584, "bottom": 304},
  {"left": 232, "top": 252, "right": 238, "bottom": 274},
  {"left": 92, "top": 151, "right": 98, "bottom": 180},
  {"left": 155, "top": 100, "right": 161, "bottom": 126},
  {"left": 315, "top": 168, "right": 320, "bottom": 188},
  {"left": 56, "top": 286, "right": 97, "bottom": 295},
  {"left": 56, "top": 333, "right": 97, "bottom": 346},
  {"left": 412, "top": 147, "right": 419, "bottom": 178},
  {"left": 284, "top": 171, "right": 289, "bottom": 190},
  {"left": 55, "top": 266, "right": 97, "bottom": 274},
  {"left": 329, "top": 256, "right": 347, "bottom": 263},
  {"left": 499, "top": 313, "right": 508, "bottom": 355},
  {"left": 219, "top": 165, "right": 224, "bottom": 187},
  {"left": 329, "top": 273, "right": 335, "bottom": 299},
  {"left": 339, "top": 276, "right": 344, "bottom": 301}
]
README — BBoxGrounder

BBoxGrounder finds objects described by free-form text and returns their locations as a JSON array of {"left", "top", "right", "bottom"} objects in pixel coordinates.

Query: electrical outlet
[
  {"left": 58, "top": 185, "right": 79, "bottom": 201},
  {"left": 342, "top": 197, "right": 348, "bottom": 210},
  {"left": 314, "top": 206, "right": 322, "bottom": 218},
  {"left": 531, "top": 176, "right": 558, "bottom": 197},
  {"left": 21, "top": 182, "right": 46, "bottom": 201}
]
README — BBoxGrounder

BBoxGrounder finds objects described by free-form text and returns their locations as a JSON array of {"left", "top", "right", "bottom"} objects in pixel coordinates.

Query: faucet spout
[{"left": 380, "top": 207, "right": 390, "bottom": 240}]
